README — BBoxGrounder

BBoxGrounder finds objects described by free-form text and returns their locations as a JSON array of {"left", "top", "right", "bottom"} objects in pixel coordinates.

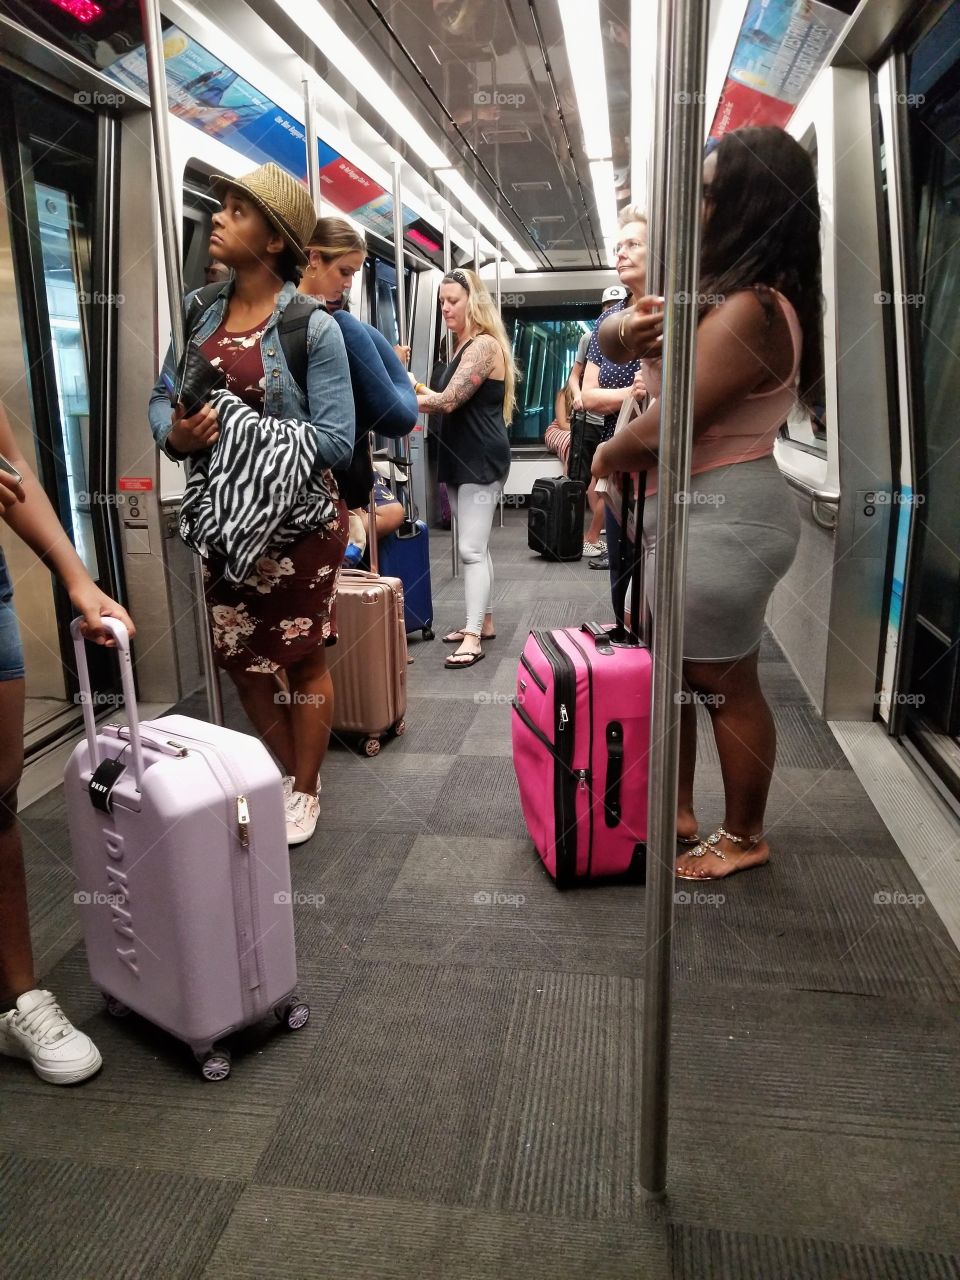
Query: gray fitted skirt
[{"left": 640, "top": 455, "right": 801, "bottom": 662}]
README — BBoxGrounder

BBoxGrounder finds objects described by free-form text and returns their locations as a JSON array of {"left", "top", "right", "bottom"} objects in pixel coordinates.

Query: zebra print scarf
[{"left": 179, "top": 389, "right": 337, "bottom": 585}]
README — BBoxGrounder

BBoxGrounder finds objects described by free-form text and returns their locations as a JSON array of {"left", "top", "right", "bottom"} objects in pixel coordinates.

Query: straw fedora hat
[{"left": 209, "top": 162, "right": 316, "bottom": 265}]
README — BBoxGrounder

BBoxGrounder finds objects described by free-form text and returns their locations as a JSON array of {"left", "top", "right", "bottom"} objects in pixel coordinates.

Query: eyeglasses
[{"left": 614, "top": 239, "right": 646, "bottom": 257}]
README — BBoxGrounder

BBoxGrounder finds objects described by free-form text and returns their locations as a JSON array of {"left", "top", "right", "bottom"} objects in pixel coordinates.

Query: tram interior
[{"left": 0, "top": 0, "right": 959, "bottom": 1277}]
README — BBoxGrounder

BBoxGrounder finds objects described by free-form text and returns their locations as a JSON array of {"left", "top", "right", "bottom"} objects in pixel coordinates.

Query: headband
[{"left": 444, "top": 270, "right": 470, "bottom": 291}]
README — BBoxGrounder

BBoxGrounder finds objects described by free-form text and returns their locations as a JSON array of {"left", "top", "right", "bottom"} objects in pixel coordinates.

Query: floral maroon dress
[{"left": 198, "top": 319, "right": 348, "bottom": 674}]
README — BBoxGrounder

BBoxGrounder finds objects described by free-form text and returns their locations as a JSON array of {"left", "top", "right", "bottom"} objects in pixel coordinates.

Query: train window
[
  {"left": 368, "top": 256, "right": 412, "bottom": 344},
  {"left": 777, "top": 126, "right": 827, "bottom": 459},
  {"left": 502, "top": 309, "right": 594, "bottom": 447}
]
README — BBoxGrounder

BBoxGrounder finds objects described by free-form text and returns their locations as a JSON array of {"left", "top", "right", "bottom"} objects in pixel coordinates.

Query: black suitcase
[{"left": 527, "top": 476, "right": 585, "bottom": 562}]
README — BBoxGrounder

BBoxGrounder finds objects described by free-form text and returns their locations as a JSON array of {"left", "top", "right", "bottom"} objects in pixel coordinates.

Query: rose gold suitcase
[{"left": 327, "top": 567, "right": 408, "bottom": 756}]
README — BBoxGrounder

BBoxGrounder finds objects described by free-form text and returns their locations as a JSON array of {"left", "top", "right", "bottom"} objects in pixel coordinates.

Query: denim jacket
[{"left": 147, "top": 281, "right": 355, "bottom": 470}]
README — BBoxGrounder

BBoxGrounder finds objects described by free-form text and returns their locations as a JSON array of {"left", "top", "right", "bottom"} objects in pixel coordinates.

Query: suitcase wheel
[
  {"left": 422, "top": 627, "right": 435, "bottom": 641},
  {"left": 363, "top": 736, "right": 381, "bottom": 757},
  {"left": 199, "top": 1048, "right": 232, "bottom": 1082},
  {"left": 274, "top": 997, "right": 311, "bottom": 1031},
  {"left": 104, "top": 995, "right": 131, "bottom": 1018},
  {"left": 394, "top": 719, "right": 406, "bottom": 738}
]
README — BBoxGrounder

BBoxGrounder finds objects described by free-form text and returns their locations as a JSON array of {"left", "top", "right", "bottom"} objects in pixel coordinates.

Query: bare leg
[
  {"left": 286, "top": 645, "right": 333, "bottom": 794},
  {"left": 676, "top": 650, "right": 773, "bottom": 878},
  {"left": 0, "top": 677, "right": 36, "bottom": 1004},
  {"left": 229, "top": 668, "right": 296, "bottom": 775},
  {"left": 677, "top": 691, "right": 698, "bottom": 840}
]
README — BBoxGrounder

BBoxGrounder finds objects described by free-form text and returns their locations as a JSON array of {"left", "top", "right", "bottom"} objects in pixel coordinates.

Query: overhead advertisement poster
[
  {"left": 710, "top": 0, "right": 849, "bottom": 138},
  {"left": 106, "top": 24, "right": 429, "bottom": 249}
]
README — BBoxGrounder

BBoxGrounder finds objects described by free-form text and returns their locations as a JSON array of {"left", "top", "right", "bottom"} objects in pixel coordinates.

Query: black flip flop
[{"left": 444, "top": 649, "right": 486, "bottom": 670}]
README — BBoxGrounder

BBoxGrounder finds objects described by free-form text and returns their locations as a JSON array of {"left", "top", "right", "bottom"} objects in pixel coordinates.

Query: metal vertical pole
[
  {"left": 646, "top": 0, "right": 674, "bottom": 297},
  {"left": 442, "top": 206, "right": 459, "bottom": 577},
  {"left": 138, "top": 0, "right": 222, "bottom": 725},
  {"left": 302, "top": 76, "right": 321, "bottom": 213},
  {"left": 472, "top": 234, "right": 482, "bottom": 275},
  {"left": 638, "top": 0, "right": 709, "bottom": 1199},
  {"left": 495, "top": 241, "right": 502, "bottom": 311},
  {"left": 391, "top": 158, "right": 413, "bottom": 520}
]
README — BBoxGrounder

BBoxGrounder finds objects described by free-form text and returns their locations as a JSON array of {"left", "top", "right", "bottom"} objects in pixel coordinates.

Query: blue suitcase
[{"left": 379, "top": 520, "right": 435, "bottom": 641}]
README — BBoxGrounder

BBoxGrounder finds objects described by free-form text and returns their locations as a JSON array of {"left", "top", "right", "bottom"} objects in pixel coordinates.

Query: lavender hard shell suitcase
[{"left": 64, "top": 618, "right": 308, "bottom": 1081}]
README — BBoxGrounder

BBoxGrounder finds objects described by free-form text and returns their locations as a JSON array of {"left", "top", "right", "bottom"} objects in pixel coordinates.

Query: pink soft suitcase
[
  {"left": 64, "top": 617, "right": 308, "bottom": 1080},
  {"left": 512, "top": 476, "right": 652, "bottom": 887}
]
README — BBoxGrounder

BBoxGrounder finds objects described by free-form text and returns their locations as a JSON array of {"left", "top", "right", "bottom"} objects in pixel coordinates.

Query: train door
[
  {"left": 885, "top": 3, "right": 960, "bottom": 800},
  {"left": 0, "top": 74, "right": 123, "bottom": 753}
]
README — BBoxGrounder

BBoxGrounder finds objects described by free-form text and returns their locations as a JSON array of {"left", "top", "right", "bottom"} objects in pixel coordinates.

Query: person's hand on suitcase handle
[{"left": 69, "top": 589, "right": 136, "bottom": 647}]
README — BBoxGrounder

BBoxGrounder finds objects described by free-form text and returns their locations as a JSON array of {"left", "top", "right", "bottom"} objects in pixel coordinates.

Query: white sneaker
[
  {"left": 285, "top": 791, "right": 320, "bottom": 846},
  {"left": 0, "top": 989, "right": 102, "bottom": 1085},
  {"left": 282, "top": 774, "right": 320, "bottom": 800},
  {"left": 581, "top": 540, "right": 604, "bottom": 558}
]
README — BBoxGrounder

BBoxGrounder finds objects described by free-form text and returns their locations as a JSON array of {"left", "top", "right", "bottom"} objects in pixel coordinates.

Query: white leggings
[{"left": 448, "top": 481, "right": 502, "bottom": 635}]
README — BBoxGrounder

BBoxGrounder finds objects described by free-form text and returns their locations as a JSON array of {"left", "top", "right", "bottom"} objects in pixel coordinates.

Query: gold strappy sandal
[{"left": 675, "top": 826, "right": 765, "bottom": 881}]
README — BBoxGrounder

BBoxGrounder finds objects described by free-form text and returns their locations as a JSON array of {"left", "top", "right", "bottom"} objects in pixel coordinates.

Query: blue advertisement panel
[{"left": 106, "top": 25, "right": 438, "bottom": 249}]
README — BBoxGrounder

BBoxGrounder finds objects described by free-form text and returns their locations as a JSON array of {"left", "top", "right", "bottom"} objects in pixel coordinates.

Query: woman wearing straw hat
[{"left": 148, "top": 162, "right": 354, "bottom": 847}]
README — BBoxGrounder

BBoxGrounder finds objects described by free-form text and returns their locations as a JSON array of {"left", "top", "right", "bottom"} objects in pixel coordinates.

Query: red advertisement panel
[{"left": 318, "top": 157, "right": 385, "bottom": 214}]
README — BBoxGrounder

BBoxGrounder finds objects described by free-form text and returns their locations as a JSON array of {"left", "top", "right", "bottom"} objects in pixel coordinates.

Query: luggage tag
[{"left": 89, "top": 753, "right": 128, "bottom": 813}]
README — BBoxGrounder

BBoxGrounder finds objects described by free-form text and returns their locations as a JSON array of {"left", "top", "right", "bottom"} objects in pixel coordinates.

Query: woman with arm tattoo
[{"left": 416, "top": 270, "right": 517, "bottom": 669}]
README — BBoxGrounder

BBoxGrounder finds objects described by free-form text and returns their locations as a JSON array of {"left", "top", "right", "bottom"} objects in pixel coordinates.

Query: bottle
[{"left": 343, "top": 542, "right": 364, "bottom": 568}]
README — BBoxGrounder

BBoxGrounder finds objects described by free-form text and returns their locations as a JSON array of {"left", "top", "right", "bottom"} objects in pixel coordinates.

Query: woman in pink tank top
[{"left": 592, "top": 127, "right": 823, "bottom": 882}]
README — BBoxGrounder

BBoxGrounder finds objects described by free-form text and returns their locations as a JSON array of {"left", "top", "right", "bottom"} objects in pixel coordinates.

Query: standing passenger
[
  {"left": 298, "top": 217, "right": 418, "bottom": 518},
  {"left": 415, "top": 270, "right": 516, "bottom": 669},
  {"left": 147, "top": 164, "right": 354, "bottom": 846},
  {"left": 581, "top": 213, "right": 654, "bottom": 588},
  {"left": 0, "top": 403, "right": 135, "bottom": 1083},
  {"left": 593, "top": 126, "right": 820, "bottom": 880}
]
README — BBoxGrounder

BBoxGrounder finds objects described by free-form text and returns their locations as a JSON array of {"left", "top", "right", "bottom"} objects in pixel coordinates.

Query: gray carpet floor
[{"left": 3, "top": 512, "right": 959, "bottom": 1279}]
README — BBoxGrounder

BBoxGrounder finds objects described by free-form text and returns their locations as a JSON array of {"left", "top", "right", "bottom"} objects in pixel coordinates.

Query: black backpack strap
[
  {"left": 277, "top": 295, "right": 319, "bottom": 399},
  {"left": 184, "top": 282, "right": 225, "bottom": 342}
]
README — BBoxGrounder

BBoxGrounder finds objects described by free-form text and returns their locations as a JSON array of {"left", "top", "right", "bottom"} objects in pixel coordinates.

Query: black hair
[
  {"left": 699, "top": 126, "right": 823, "bottom": 407},
  {"left": 275, "top": 245, "right": 302, "bottom": 285}
]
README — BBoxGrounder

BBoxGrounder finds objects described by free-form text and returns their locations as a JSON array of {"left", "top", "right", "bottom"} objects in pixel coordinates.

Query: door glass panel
[
  {"left": 33, "top": 180, "right": 97, "bottom": 577},
  {"left": 502, "top": 311, "right": 592, "bottom": 446}
]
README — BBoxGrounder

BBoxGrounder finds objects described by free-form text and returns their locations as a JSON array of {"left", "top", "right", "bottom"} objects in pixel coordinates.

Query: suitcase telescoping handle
[
  {"left": 70, "top": 616, "right": 144, "bottom": 789},
  {"left": 610, "top": 469, "right": 648, "bottom": 647}
]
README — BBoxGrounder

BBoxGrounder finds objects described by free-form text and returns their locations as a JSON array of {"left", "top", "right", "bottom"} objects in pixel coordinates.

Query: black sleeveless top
[{"left": 435, "top": 339, "right": 512, "bottom": 487}]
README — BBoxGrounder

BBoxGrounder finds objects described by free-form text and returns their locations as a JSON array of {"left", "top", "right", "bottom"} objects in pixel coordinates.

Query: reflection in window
[
  {"left": 503, "top": 312, "right": 592, "bottom": 446},
  {"left": 778, "top": 126, "right": 828, "bottom": 458},
  {"left": 34, "top": 181, "right": 97, "bottom": 577}
]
